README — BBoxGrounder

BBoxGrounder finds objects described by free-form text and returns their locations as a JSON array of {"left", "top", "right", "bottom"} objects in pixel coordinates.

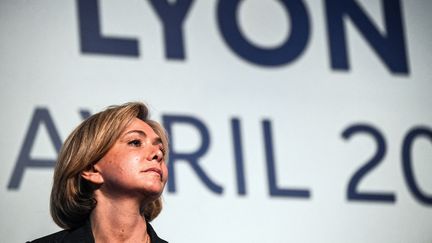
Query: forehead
[{"left": 123, "top": 117, "right": 157, "bottom": 136}]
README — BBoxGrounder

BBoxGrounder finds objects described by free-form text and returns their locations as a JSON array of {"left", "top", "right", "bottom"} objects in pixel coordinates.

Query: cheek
[
  {"left": 100, "top": 153, "right": 142, "bottom": 175},
  {"left": 120, "top": 155, "right": 143, "bottom": 174},
  {"left": 162, "top": 163, "right": 169, "bottom": 182}
]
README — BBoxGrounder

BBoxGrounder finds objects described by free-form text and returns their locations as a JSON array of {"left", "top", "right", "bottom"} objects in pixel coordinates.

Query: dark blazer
[{"left": 28, "top": 220, "right": 168, "bottom": 243}]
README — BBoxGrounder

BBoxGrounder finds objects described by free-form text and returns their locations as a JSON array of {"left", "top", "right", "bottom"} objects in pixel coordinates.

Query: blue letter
[
  {"left": 77, "top": 0, "right": 139, "bottom": 56},
  {"left": 79, "top": 109, "right": 92, "bottom": 120},
  {"left": 402, "top": 127, "right": 432, "bottom": 205},
  {"left": 148, "top": 0, "right": 194, "bottom": 59},
  {"left": 163, "top": 115, "right": 223, "bottom": 194},
  {"left": 217, "top": 0, "right": 310, "bottom": 66},
  {"left": 325, "top": 0, "right": 409, "bottom": 74},
  {"left": 8, "top": 108, "right": 62, "bottom": 189},
  {"left": 231, "top": 118, "right": 246, "bottom": 195},
  {"left": 263, "top": 120, "right": 311, "bottom": 198}
]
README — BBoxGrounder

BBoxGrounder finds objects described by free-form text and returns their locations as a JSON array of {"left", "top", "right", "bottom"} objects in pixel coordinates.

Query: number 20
[{"left": 342, "top": 124, "right": 432, "bottom": 206}]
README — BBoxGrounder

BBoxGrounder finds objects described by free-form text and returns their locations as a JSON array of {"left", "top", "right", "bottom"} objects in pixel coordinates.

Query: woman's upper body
[{"left": 29, "top": 102, "right": 169, "bottom": 243}]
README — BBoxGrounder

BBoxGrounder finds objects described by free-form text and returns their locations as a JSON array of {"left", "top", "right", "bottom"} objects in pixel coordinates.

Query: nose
[{"left": 148, "top": 147, "right": 163, "bottom": 163}]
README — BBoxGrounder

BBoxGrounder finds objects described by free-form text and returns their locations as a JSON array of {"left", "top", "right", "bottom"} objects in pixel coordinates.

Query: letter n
[{"left": 325, "top": 0, "right": 409, "bottom": 74}]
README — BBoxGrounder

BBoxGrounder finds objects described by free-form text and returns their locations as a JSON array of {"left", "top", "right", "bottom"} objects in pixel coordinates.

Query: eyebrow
[{"left": 124, "top": 130, "right": 163, "bottom": 145}]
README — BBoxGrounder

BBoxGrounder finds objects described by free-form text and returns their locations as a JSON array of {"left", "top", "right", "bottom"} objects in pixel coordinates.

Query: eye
[
  {"left": 128, "top": 139, "right": 142, "bottom": 147},
  {"left": 160, "top": 146, "right": 166, "bottom": 156}
]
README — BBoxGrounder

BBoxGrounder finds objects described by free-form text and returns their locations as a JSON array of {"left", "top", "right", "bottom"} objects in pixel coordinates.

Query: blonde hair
[{"left": 50, "top": 102, "right": 168, "bottom": 229}]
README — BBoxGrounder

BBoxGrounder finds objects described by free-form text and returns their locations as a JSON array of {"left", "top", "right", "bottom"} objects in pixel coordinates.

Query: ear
[{"left": 81, "top": 165, "right": 104, "bottom": 185}]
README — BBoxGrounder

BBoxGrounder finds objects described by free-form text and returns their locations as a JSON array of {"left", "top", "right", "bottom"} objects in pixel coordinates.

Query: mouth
[{"left": 143, "top": 168, "right": 162, "bottom": 178}]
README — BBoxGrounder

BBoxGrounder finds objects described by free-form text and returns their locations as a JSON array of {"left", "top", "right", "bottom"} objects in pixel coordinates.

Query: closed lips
[{"left": 144, "top": 168, "right": 162, "bottom": 177}]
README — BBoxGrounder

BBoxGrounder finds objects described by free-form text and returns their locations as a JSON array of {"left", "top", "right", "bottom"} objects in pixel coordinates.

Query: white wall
[{"left": 0, "top": 0, "right": 431, "bottom": 242}]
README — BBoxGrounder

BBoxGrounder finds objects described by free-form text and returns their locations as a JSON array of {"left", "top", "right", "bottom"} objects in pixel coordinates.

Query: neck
[{"left": 90, "top": 191, "right": 150, "bottom": 243}]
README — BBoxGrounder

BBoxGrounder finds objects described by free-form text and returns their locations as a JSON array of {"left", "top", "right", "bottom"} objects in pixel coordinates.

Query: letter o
[{"left": 217, "top": 0, "right": 310, "bottom": 66}]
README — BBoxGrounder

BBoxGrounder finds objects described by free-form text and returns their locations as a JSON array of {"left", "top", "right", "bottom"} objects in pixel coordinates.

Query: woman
[{"left": 30, "top": 102, "right": 169, "bottom": 243}]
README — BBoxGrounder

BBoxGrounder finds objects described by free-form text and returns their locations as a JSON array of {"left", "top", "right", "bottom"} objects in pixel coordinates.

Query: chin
[{"left": 141, "top": 183, "right": 164, "bottom": 197}]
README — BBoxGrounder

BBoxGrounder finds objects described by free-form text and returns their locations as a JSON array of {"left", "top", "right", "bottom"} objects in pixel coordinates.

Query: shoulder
[
  {"left": 28, "top": 223, "right": 94, "bottom": 243},
  {"left": 147, "top": 223, "right": 168, "bottom": 243},
  {"left": 28, "top": 230, "right": 68, "bottom": 243}
]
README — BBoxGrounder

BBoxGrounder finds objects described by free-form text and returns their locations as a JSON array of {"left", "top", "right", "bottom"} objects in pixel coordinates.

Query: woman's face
[{"left": 94, "top": 118, "right": 168, "bottom": 200}]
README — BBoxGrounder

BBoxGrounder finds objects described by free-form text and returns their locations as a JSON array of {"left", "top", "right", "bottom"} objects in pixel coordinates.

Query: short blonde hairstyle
[{"left": 50, "top": 102, "right": 168, "bottom": 229}]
